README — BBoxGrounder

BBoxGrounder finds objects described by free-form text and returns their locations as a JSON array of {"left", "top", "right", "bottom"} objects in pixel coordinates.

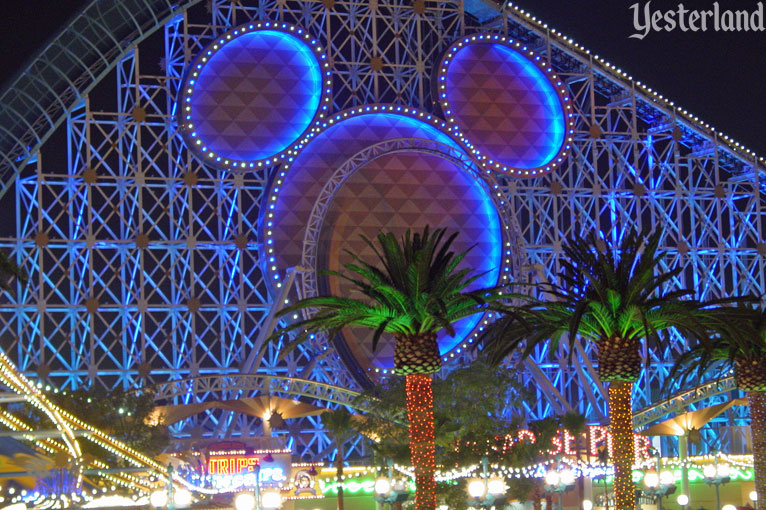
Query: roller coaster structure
[{"left": 0, "top": 0, "right": 763, "bottom": 461}]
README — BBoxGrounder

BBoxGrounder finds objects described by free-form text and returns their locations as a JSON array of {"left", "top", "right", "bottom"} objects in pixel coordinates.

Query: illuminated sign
[
  {"left": 208, "top": 456, "right": 259, "bottom": 475},
  {"left": 318, "top": 478, "right": 415, "bottom": 495},
  {"left": 207, "top": 453, "right": 288, "bottom": 490},
  {"left": 458, "top": 425, "right": 652, "bottom": 463}
]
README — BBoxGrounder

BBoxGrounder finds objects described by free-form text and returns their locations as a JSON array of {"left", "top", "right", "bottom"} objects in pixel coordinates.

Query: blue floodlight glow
[{"left": 178, "top": 22, "right": 331, "bottom": 170}]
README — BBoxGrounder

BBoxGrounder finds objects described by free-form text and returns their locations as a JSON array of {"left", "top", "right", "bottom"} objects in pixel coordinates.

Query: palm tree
[
  {"left": 322, "top": 409, "right": 355, "bottom": 510},
  {"left": 670, "top": 304, "right": 766, "bottom": 509},
  {"left": 477, "top": 227, "right": 727, "bottom": 510},
  {"left": 270, "top": 226, "right": 507, "bottom": 510}
]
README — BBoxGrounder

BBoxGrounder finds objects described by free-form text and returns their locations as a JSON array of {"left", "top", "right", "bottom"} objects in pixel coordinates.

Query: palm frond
[
  {"left": 263, "top": 226, "right": 505, "bottom": 361},
  {"left": 477, "top": 225, "right": 756, "bottom": 377}
]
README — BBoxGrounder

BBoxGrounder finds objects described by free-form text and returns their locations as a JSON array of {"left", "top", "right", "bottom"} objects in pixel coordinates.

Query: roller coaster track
[
  {"left": 150, "top": 373, "right": 365, "bottom": 409},
  {"left": 1, "top": 337, "right": 741, "bottom": 490},
  {"left": 632, "top": 376, "right": 738, "bottom": 430},
  {"left": 0, "top": 0, "right": 203, "bottom": 199},
  {"left": 0, "top": 348, "right": 213, "bottom": 493},
  {"left": 0, "top": 353, "right": 368, "bottom": 492},
  {"left": 154, "top": 373, "right": 741, "bottom": 431},
  {"left": 0, "top": 350, "right": 83, "bottom": 487},
  {"left": 0, "top": 409, "right": 153, "bottom": 492}
]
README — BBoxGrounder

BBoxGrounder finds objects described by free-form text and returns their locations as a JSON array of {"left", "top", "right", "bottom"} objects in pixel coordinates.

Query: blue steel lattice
[
  {"left": 0, "top": 0, "right": 204, "bottom": 200},
  {"left": 0, "top": 0, "right": 764, "bottom": 463}
]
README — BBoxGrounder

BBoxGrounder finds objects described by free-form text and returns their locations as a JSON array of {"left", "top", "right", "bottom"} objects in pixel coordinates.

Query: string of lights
[
  {"left": 405, "top": 374, "right": 437, "bottom": 510},
  {"left": 609, "top": 381, "right": 636, "bottom": 510},
  {"left": 504, "top": 1, "right": 763, "bottom": 164}
]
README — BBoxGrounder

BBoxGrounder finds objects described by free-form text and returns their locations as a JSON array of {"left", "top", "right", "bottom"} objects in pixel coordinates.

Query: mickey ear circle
[
  {"left": 178, "top": 22, "right": 331, "bottom": 171},
  {"left": 435, "top": 34, "right": 575, "bottom": 177}
]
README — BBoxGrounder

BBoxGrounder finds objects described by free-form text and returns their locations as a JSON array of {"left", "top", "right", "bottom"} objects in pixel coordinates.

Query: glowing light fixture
[
  {"left": 149, "top": 491, "right": 168, "bottom": 508},
  {"left": 173, "top": 489, "right": 191, "bottom": 508},
  {"left": 644, "top": 472, "right": 659, "bottom": 489},
  {"left": 374, "top": 478, "right": 391, "bottom": 496},
  {"left": 234, "top": 493, "right": 255, "bottom": 510},
  {"left": 261, "top": 491, "right": 282, "bottom": 509},
  {"left": 467, "top": 479, "right": 487, "bottom": 499}
]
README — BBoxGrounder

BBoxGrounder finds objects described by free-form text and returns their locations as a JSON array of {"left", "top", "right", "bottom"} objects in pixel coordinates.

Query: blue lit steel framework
[
  {"left": 0, "top": 0, "right": 763, "bottom": 463},
  {"left": 0, "top": 0, "right": 204, "bottom": 199}
]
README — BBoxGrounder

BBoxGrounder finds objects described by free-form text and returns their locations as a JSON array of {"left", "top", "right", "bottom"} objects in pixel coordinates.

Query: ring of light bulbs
[
  {"left": 178, "top": 21, "right": 332, "bottom": 171},
  {"left": 434, "top": 32, "right": 576, "bottom": 177}
]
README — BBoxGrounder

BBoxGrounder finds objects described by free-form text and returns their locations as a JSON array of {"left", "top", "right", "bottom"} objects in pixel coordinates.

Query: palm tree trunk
[
  {"left": 532, "top": 478, "right": 543, "bottom": 510},
  {"left": 336, "top": 440, "right": 344, "bottom": 510},
  {"left": 608, "top": 381, "right": 635, "bottom": 510},
  {"left": 750, "top": 391, "right": 766, "bottom": 510},
  {"left": 405, "top": 373, "right": 436, "bottom": 510}
]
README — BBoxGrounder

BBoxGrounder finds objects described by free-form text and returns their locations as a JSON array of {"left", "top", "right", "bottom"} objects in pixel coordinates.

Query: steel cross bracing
[
  {"left": 632, "top": 376, "right": 738, "bottom": 430},
  {"left": 479, "top": 6, "right": 764, "bottom": 431},
  {"left": 0, "top": 0, "right": 205, "bottom": 200},
  {"left": 298, "top": 136, "right": 524, "bottom": 302},
  {"left": 151, "top": 374, "right": 363, "bottom": 407},
  {"left": 0, "top": 0, "right": 763, "bottom": 463}
]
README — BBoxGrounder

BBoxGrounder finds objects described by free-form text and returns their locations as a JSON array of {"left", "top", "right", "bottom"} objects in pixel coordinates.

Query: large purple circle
[
  {"left": 262, "top": 107, "right": 513, "bottom": 374},
  {"left": 178, "top": 23, "right": 329, "bottom": 170},
  {"left": 323, "top": 150, "right": 501, "bottom": 371},
  {"left": 437, "top": 34, "right": 573, "bottom": 176}
]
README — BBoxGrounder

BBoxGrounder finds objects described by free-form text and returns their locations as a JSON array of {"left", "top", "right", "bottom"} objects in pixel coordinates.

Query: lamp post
[
  {"left": 703, "top": 460, "right": 730, "bottom": 510},
  {"left": 544, "top": 467, "right": 576, "bottom": 510},
  {"left": 254, "top": 463, "right": 261, "bottom": 510},
  {"left": 465, "top": 457, "right": 507, "bottom": 508},
  {"left": 150, "top": 464, "right": 192, "bottom": 510},
  {"left": 235, "top": 488, "right": 282, "bottom": 510},
  {"left": 232, "top": 454, "right": 280, "bottom": 510},
  {"left": 167, "top": 464, "right": 175, "bottom": 510},
  {"left": 643, "top": 470, "right": 677, "bottom": 510}
]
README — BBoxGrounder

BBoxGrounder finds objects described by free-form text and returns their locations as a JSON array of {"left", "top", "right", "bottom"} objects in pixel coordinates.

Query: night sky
[{"left": 0, "top": 0, "right": 764, "bottom": 156}]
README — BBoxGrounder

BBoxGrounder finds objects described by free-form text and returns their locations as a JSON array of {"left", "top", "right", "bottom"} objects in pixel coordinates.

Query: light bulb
[
  {"left": 717, "top": 464, "right": 730, "bottom": 478},
  {"left": 174, "top": 489, "right": 191, "bottom": 508},
  {"left": 560, "top": 469, "right": 575, "bottom": 486},
  {"left": 703, "top": 465, "right": 716, "bottom": 479},
  {"left": 150, "top": 491, "right": 168, "bottom": 508},
  {"left": 545, "top": 471, "right": 561, "bottom": 487},
  {"left": 467, "top": 479, "right": 487, "bottom": 499},
  {"left": 583, "top": 499, "right": 593, "bottom": 510},
  {"left": 677, "top": 494, "right": 689, "bottom": 506},
  {"left": 261, "top": 491, "right": 282, "bottom": 509},
  {"left": 234, "top": 493, "right": 255, "bottom": 510},
  {"left": 487, "top": 478, "right": 506, "bottom": 495},
  {"left": 374, "top": 478, "right": 391, "bottom": 496},
  {"left": 659, "top": 471, "right": 675, "bottom": 486},
  {"left": 751, "top": 491, "right": 758, "bottom": 502},
  {"left": 722, "top": 505, "right": 737, "bottom": 510},
  {"left": 644, "top": 472, "right": 659, "bottom": 489}
]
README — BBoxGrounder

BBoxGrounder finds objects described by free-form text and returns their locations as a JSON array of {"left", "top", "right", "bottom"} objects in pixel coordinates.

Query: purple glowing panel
[
  {"left": 268, "top": 112, "right": 458, "bottom": 278},
  {"left": 264, "top": 109, "right": 502, "bottom": 371},
  {"left": 324, "top": 151, "right": 500, "bottom": 369},
  {"left": 182, "top": 27, "right": 323, "bottom": 166},
  {"left": 441, "top": 39, "right": 569, "bottom": 174}
]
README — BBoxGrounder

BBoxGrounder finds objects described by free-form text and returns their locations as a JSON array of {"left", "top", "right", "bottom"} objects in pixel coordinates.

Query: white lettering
[
  {"left": 629, "top": 1, "right": 766, "bottom": 37},
  {"left": 630, "top": 2, "right": 652, "bottom": 39}
]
